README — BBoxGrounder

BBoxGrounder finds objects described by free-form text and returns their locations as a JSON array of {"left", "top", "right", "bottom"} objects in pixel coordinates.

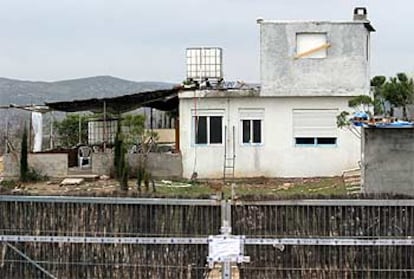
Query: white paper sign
[{"left": 208, "top": 235, "right": 242, "bottom": 262}]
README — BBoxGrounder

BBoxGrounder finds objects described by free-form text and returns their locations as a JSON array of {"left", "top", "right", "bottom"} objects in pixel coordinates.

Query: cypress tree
[
  {"left": 20, "top": 126, "right": 29, "bottom": 182},
  {"left": 113, "top": 119, "right": 128, "bottom": 191},
  {"left": 114, "top": 134, "right": 121, "bottom": 179}
]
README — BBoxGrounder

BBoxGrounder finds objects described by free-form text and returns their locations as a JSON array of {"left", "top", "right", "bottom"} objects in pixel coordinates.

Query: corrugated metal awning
[{"left": 45, "top": 87, "right": 180, "bottom": 113}]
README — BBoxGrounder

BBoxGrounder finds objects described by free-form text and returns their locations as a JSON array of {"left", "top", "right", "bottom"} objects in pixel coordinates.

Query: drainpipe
[
  {"left": 227, "top": 97, "right": 231, "bottom": 153},
  {"left": 103, "top": 101, "right": 106, "bottom": 152},
  {"left": 150, "top": 107, "right": 153, "bottom": 131},
  {"left": 5, "top": 108, "right": 9, "bottom": 153},
  {"left": 50, "top": 111, "right": 54, "bottom": 149},
  {"left": 175, "top": 117, "right": 180, "bottom": 152}
]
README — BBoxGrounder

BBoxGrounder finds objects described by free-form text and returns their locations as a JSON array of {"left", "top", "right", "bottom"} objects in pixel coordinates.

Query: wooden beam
[{"left": 294, "top": 43, "right": 331, "bottom": 59}]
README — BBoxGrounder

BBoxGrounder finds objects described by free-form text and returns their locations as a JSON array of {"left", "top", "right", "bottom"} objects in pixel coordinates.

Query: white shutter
[
  {"left": 192, "top": 109, "right": 224, "bottom": 117},
  {"left": 239, "top": 109, "right": 264, "bottom": 119},
  {"left": 293, "top": 109, "right": 338, "bottom": 138}
]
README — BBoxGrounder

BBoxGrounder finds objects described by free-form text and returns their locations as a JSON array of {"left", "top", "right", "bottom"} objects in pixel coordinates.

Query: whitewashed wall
[{"left": 179, "top": 94, "right": 360, "bottom": 179}]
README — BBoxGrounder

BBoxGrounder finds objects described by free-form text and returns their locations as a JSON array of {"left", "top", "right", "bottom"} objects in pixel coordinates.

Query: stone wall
[{"left": 362, "top": 128, "right": 414, "bottom": 196}]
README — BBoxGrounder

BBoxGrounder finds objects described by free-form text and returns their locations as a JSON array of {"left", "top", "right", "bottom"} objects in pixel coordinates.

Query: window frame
[
  {"left": 293, "top": 109, "right": 338, "bottom": 148},
  {"left": 295, "top": 32, "right": 329, "bottom": 59},
  {"left": 192, "top": 110, "right": 224, "bottom": 146},
  {"left": 239, "top": 109, "right": 264, "bottom": 146},
  {"left": 294, "top": 137, "right": 337, "bottom": 147}
]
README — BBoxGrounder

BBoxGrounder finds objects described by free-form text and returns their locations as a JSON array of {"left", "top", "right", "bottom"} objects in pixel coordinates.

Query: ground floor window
[
  {"left": 239, "top": 109, "right": 264, "bottom": 145},
  {"left": 193, "top": 114, "right": 223, "bottom": 145},
  {"left": 295, "top": 137, "right": 337, "bottom": 146},
  {"left": 242, "top": 119, "right": 262, "bottom": 144},
  {"left": 293, "top": 109, "right": 338, "bottom": 147}
]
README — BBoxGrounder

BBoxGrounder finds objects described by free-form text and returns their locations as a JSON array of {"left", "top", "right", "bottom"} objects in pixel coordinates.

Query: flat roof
[{"left": 258, "top": 20, "right": 375, "bottom": 32}]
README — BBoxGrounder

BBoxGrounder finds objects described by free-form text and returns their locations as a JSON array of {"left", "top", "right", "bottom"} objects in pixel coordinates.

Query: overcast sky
[{"left": 0, "top": 0, "right": 412, "bottom": 83}]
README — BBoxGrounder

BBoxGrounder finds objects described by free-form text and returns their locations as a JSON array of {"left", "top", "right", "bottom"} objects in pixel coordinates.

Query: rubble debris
[{"left": 60, "top": 178, "right": 85, "bottom": 186}]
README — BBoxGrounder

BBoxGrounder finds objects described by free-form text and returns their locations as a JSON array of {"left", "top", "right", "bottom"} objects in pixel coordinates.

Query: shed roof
[{"left": 45, "top": 87, "right": 180, "bottom": 113}]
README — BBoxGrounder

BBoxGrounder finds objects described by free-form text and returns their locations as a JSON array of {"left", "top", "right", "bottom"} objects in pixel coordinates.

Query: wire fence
[
  {"left": 0, "top": 197, "right": 221, "bottom": 237},
  {"left": 1, "top": 243, "right": 209, "bottom": 279},
  {"left": 0, "top": 197, "right": 220, "bottom": 279},
  {"left": 233, "top": 200, "right": 414, "bottom": 278},
  {"left": 1, "top": 197, "right": 414, "bottom": 278}
]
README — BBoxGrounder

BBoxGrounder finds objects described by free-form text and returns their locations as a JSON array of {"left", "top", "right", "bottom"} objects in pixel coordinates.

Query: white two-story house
[{"left": 178, "top": 8, "right": 375, "bottom": 179}]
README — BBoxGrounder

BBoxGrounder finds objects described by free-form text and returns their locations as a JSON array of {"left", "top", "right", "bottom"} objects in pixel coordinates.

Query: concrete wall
[
  {"left": 3, "top": 153, "right": 19, "bottom": 178},
  {"left": 29, "top": 154, "right": 68, "bottom": 177},
  {"left": 92, "top": 152, "right": 113, "bottom": 176},
  {"left": 91, "top": 152, "right": 182, "bottom": 178},
  {"left": 128, "top": 153, "right": 182, "bottom": 179},
  {"left": 179, "top": 94, "right": 360, "bottom": 179},
  {"left": 3, "top": 153, "right": 68, "bottom": 178},
  {"left": 259, "top": 21, "right": 371, "bottom": 97},
  {"left": 362, "top": 128, "right": 414, "bottom": 196}
]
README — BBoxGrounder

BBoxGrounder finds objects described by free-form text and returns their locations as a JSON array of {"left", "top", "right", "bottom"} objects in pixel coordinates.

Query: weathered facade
[
  {"left": 362, "top": 127, "right": 414, "bottom": 196},
  {"left": 179, "top": 9, "right": 374, "bottom": 179},
  {"left": 260, "top": 21, "right": 372, "bottom": 97}
]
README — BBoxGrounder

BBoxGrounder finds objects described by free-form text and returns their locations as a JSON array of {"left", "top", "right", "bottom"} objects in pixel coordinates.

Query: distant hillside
[
  {"left": 0, "top": 76, "right": 174, "bottom": 105},
  {"left": 0, "top": 76, "right": 175, "bottom": 154}
]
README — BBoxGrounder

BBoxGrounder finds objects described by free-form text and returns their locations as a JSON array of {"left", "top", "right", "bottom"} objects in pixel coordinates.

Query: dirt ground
[{"left": 0, "top": 170, "right": 349, "bottom": 198}]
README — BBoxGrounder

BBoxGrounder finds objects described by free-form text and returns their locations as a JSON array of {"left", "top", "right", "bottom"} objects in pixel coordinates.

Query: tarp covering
[
  {"left": 31, "top": 112, "right": 43, "bottom": 152},
  {"left": 45, "top": 88, "right": 180, "bottom": 113}
]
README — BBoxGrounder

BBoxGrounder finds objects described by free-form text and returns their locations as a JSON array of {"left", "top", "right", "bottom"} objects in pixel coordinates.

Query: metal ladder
[{"left": 223, "top": 126, "right": 236, "bottom": 184}]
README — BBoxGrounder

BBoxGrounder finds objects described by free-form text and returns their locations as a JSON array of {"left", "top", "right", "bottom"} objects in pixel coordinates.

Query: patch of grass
[
  {"left": 25, "top": 168, "right": 49, "bottom": 182},
  {"left": 10, "top": 176, "right": 349, "bottom": 199},
  {"left": 151, "top": 177, "right": 347, "bottom": 199},
  {"left": 154, "top": 183, "right": 214, "bottom": 198},
  {"left": 218, "top": 177, "right": 346, "bottom": 199},
  {"left": 276, "top": 177, "right": 347, "bottom": 196},
  {"left": 0, "top": 180, "right": 18, "bottom": 189}
]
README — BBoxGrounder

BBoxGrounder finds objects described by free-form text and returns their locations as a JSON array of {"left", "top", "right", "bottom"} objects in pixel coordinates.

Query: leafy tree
[
  {"left": 348, "top": 95, "right": 373, "bottom": 114},
  {"left": 55, "top": 114, "right": 88, "bottom": 147},
  {"left": 121, "top": 114, "right": 145, "bottom": 148},
  {"left": 337, "top": 94, "right": 373, "bottom": 139},
  {"left": 20, "top": 126, "right": 29, "bottom": 182},
  {"left": 383, "top": 73, "right": 414, "bottom": 119}
]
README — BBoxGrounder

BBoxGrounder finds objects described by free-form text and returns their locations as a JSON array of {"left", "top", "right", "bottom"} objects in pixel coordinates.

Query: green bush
[
  {"left": 25, "top": 168, "right": 48, "bottom": 182},
  {"left": 0, "top": 180, "right": 18, "bottom": 189}
]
